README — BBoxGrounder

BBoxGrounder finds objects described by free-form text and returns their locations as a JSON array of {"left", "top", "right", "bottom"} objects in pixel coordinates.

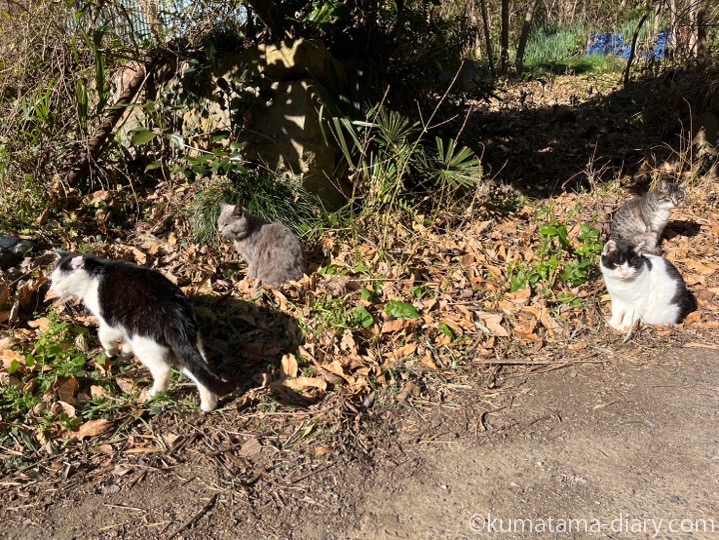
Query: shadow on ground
[
  {"left": 192, "top": 292, "right": 304, "bottom": 404},
  {"left": 434, "top": 66, "right": 718, "bottom": 197}
]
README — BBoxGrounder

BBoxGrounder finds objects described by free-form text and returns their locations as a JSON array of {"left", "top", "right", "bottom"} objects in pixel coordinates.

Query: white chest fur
[{"left": 603, "top": 255, "right": 680, "bottom": 325}]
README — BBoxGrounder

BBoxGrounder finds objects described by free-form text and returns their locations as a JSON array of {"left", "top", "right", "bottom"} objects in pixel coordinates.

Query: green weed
[
  {"left": 304, "top": 293, "right": 351, "bottom": 336},
  {"left": 189, "top": 170, "right": 323, "bottom": 244},
  {"left": 0, "top": 311, "right": 116, "bottom": 468},
  {"left": 508, "top": 221, "right": 603, "bottom": 294},
  {"left": 0, "top": 308, "right": 208, "bottom": 472},
  {"left": 523, "top": 24, "right": 627, "bottom": 76},
  {"left": 325, "top": 102, "right": 483, "bottom": 235}
]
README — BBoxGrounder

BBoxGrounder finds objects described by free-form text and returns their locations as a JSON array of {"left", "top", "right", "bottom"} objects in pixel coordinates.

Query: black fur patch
[
  {"left": 661, "top": 258, "right": 698, "bottom": 322},
  {"left": 601, "top": 243, "right": 646, "bottom": 273}
]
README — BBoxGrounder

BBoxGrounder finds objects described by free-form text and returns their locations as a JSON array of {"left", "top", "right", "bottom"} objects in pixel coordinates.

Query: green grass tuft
[{"left": 189, "top": 170, "right": 324, "bottom": 245}]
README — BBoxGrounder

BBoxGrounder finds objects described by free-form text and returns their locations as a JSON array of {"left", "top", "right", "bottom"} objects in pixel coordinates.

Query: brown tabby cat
[
  {"left": 609, "top": 179, "right": 684, "bottom": 255},
  {"left": 217, "top": 202, "right": 305, "bottom": 287}
]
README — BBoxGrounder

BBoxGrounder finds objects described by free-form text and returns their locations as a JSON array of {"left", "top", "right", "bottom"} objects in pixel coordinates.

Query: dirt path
[
  {"left": 4, "top": 342, "right": 718, "bottom": 539},
  {"left": 349, "top": 346, "right": 719, "bottom": 540}
]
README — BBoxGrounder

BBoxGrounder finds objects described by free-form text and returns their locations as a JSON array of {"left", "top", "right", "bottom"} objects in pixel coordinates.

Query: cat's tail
[{"left": 165, "top": 321, "right": 235, "bottom": 398}]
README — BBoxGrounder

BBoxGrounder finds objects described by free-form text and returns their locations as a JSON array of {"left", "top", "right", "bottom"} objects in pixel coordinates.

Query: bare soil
[{"left": 3, "top": 339, "right": 719, "bottom": 540}]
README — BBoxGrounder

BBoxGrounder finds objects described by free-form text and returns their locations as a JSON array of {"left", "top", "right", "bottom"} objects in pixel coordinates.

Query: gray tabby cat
[
  {"left": 217, "top": 202, "right": 305, "bottom": 287},
  {"left": 610, "top": 179, "right": 684, "bottom": 255}
]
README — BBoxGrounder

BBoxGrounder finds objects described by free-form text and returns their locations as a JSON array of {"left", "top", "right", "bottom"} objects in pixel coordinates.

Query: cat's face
[
  {"left": 49, "top": 252, "right": 90, "bottom": 298},
  {"left": 600, "top": 240, "right": 644, "bottom": 280},
  {"left": 653, "top": 179, "right": 684, "bottom": 208},
  {"left": 217, "top": 202, "right": 249, "bottom": 238}
]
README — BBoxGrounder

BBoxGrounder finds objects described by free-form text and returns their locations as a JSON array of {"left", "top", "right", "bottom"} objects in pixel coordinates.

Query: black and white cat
[
  {"left": 49, "top": 251, "right": 233, "bottom": 411},
  {"left": 600, "top": 240, "right": 697, "bottom": 331}
]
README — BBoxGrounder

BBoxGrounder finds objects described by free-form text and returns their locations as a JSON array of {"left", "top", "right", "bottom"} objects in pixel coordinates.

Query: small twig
[
  {"left": 98, "top": 521, "right": 133, "bottom": 532},
  {"left": 622, "top": 318, "right": 640, "bottom": 343},
  {"left": 684, "top": 342, "right": 719, "bottom": 351},
  {"left": 103, "top": 503, "right": 146, "bottom": 512},
  {"left": 285, "top": 461, "right": 337, "bottom": 485},
  {"left": 163, "top": 493, "right": 219, "bottom": 540},
  {"left": 5, "top": 502, "right": 42, "bottom": 511}
]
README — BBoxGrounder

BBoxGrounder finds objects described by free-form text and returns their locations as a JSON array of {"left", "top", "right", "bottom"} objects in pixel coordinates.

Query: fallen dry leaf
[
  {"left": 381, "top": 319, "right": 407, "bottom": 334},
  {"left": 55, "top": 377, "right": 79, "bottom": 406},
  {"left": 281, "top": 353, "right": 299, "bottom": 378},
  {"left": 70, "top": 419, "right": 113, "bottom": 440},
  {"left": 1, "top": 349, "right": 25, "bottom": 370},
  {"left": 282, "top": 376, "right": 328, "bottom": 393},
  {"left": 0, "top": 282, "right": 10, "bottom": 308},
  {"left": 116, "top": 377, "right": 136, "bottom": 393},
  {"left": 420, "top": 355, "right": 438, "bottom": 370},
  {"left": 239, "top": 437, "right": 263, "bottom": 457},
  {"left": 476, "top": 311, "right": 510, "bottom": 337},
  {"left": 90, "top": 385, "right": 107, "bottom": 398},
  {"left": 27, "top": 317, "right": 51, "bottom": 333},
  {"left": 396, "top": 381, "right": 421, "bottom": 402}
]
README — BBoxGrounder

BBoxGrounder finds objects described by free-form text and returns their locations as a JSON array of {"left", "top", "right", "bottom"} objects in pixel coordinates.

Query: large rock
[
  {"left": 219, "top": 39, "right": 346, "bottom": 86},
  {"left": 180, "top": 39, "right": 348, "bottom": 209},
  {"left": 244, "top": 79, "right": 347, "bottom": 208}
]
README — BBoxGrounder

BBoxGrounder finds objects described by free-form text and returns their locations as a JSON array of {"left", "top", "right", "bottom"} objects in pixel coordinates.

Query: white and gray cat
[
  {"left": 217, "top": 202, "right": 305, "bottom": 287},
  {"left": 610, "top": 179, "right": 684, "bottom": 255},
  {"left": 49, "top": 251, "right": 233, "bottom": 411},
  {"left": 600, "top": 240, "right": 696, "bottom": 331}
]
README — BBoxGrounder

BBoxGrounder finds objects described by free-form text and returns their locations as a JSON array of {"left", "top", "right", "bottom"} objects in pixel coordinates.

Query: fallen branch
[{"left": 64, "top": 52, "right": 160, "bottom": 189}]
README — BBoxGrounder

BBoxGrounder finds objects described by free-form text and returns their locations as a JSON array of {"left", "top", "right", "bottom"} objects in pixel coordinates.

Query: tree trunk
[
  {"left": 479, "top": 0, "right": 495, "bottom": 77},
  {"left": 500, "top": 0, "right": 509, "bottom": 75},
  {"left": 139, "top": 0, "right": 163, "bottom": 44},
  {"left": 689, "top": 0, "right": 708, "bottom": 61},
  {"left": 515, "top": 0, "right": 540, "bottom": 75},
  {"left": 668, "top": 0, "right": 677, "bottom": 59},
  {"left": 623, "top": 10, "right": 650, "bottom": 87},
  {"left": 65, "top": 54, "right": 159, "bottom": 189}
]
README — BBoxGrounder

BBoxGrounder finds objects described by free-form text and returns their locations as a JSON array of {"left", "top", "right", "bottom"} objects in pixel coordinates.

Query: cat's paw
[
  {"left": 607, "top": 317, "right": 624, "bottom": 331},
  {"left": 119, "top": 342, "right": 134, "bottom": 359},
  {"left": 615, "top": 325, "right": 630, "bottom": 333},
  {"left": 200, "top": 396, "right": 218, "bottom": 412},
  {"left": 607, "top": 318, "right": 632, "bottom": 333}
]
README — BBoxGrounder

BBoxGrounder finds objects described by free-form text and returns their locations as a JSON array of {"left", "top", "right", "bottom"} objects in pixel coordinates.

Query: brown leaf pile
[{"left": 1, "top": 179, "right": 719, "bottom": 451}]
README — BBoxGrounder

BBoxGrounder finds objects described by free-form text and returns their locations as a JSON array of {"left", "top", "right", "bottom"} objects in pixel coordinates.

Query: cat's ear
[
  {"left": 54, "top": 248, "right": 71, "bottom": 259},
  {"left": 602, "top": 240, "right": 617, "bottom": 256},
  {"left": 219, "top": 201, "right": 231, "bottom": 210},
  {"left": 655, "top": 178, "right": 671, "bottom": 194},
  {"left": 70, "top": 256, "right": 85, "bottom": 270}
]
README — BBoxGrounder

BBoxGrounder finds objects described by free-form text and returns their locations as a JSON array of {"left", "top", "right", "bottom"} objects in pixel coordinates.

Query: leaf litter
[
  {"left": 1, "top": 73, "right": 718, "bottom": 540},
  {"left": 1, "top": 169, "right": 719, "bottom": 531}
]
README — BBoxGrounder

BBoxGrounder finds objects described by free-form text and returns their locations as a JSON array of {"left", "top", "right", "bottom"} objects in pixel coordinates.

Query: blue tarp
[{"left": 586, "top": 32, "right": 671, "bottom": 60}]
